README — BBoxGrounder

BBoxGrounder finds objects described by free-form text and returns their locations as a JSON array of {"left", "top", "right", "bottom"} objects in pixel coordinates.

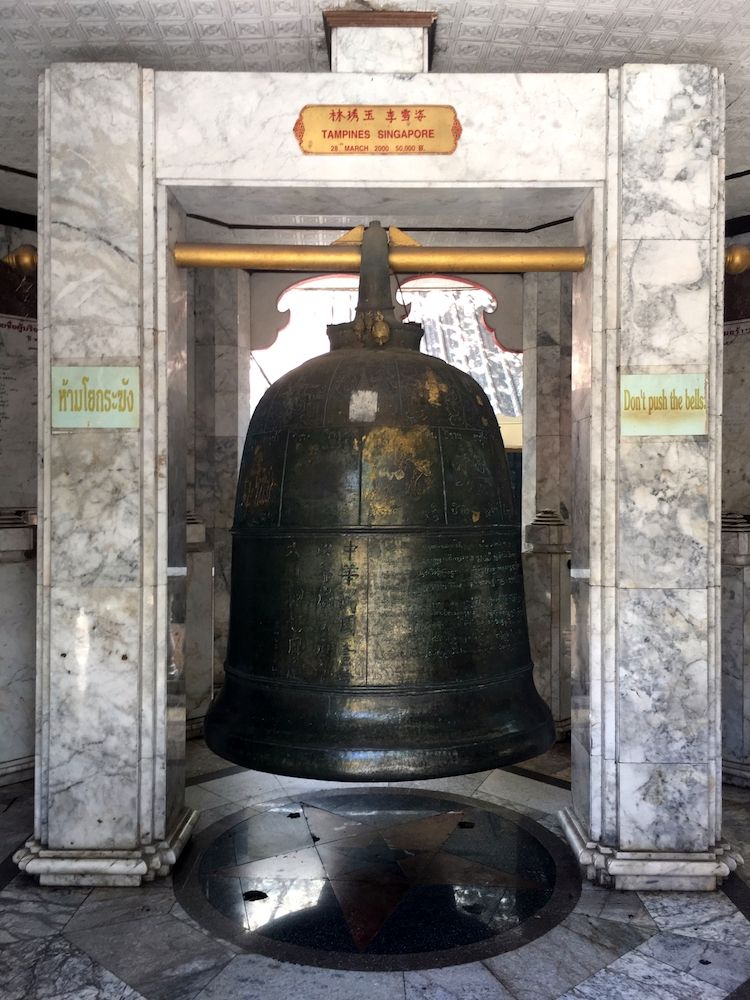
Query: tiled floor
[{"left": 1, "top": 742, "right": 750, "bottom": 1000}]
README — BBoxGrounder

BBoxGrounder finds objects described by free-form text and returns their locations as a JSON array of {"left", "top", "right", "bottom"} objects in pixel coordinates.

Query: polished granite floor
[
  {"left": 179, "top": 787, "right": 578, "bottom": 969},
  {"left": 1, "top": 740, "right": 750, "bottom": 999}
]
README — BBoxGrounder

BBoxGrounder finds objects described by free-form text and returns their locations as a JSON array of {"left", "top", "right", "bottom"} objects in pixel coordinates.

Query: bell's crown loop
[{"left": 327, "top": 221, "right": 423, "bottom": 351}]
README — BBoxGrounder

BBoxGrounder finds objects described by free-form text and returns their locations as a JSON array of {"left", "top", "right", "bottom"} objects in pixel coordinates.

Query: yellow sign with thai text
[
  {"left": 620, "top": 372, "right": 707, "bottom": 436},
  {"left": 293, "top": 105, "right": 462, "bottom": 155},
  {"left": 51, "top": 366, "right": 139, "bottom": 429}
]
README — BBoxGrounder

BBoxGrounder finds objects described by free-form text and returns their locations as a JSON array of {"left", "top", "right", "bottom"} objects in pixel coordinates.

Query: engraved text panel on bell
[
  {"left": 235, "top": 431, "right": 285, "bottom": 527},
  {"left": 396, "top": 354, "right": 465, "bottom": 427},
  {"left": 366, "top": 531, "right": 529, "bottom": 686},
  {"left": 229, "top": 534, "right": 368, "bottom": 684},
  {"left": 440, "top": 428, "right": 511, "bottom": 526}
]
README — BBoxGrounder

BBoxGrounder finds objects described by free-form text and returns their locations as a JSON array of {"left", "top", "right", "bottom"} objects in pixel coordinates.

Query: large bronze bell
[{"left": 205, "top": 222, "right": 554, "bottom": 780}]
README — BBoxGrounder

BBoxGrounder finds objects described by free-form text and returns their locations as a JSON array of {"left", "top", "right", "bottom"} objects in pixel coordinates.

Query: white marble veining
[
  {"left": 48, "top": 64, "right": 141, "bottom": 360},
  {"left": 46, "top": 584, "right": 141, "bottom": 850},
  {"left": 617, "top": 589, "right": 709, "bottom": 763},
  {"left": 64, "top": 910, "right": 234, "bottom": 1000},
  {"left": 618, "top": 438, "right": 709, "bottom": 590},
  {"left": 48, "top": 431, "right": 141, "bottom": 587},
  {"left": 485, "top": 911, "right": 651, "bottom": 1000},
  {"left": 558, "top": 949, "right": 725, "bottom": 1000},
  {"left": 620, "top": 64, "right": 715, "bottom": 240},
  {"left": 29, "top": 63, "right": 193, "bottom": 885},
  {"left": 618, "top": 762, "right": 710, "bottom": 853},
  {"left": 0, "top": 876, "right": 89, "bottom": 945},
  {"left": 640, "top": 891, "right": 750, "bottom": 947},
  {"left": 1, "top": 934, "right": 147, "bottom": 1000},
  {"left": 332, "top": 26, "right": 427, "bottom": 74},
  {"left": 405, "top": 963, "right": 512, "bottom": 999},
  {"left": 637, "top": 931, "right": 750, "bottom": 993},
  {"left": 619, "top": 239, "right": 710, "bottom": 368},
  {"left": 563, "top": 63, "right": 727, "bottom": 889},
  {"left": 192, "top": 954, "right": 406, "bottom": 1000},
  {"left": 155, "top": 71, "right": 608, "bottom": 184}
]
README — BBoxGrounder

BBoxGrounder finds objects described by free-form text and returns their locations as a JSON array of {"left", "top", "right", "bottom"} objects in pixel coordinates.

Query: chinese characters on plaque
[{"left": 293, "top": 105, "right": 461, "bottom": 155}]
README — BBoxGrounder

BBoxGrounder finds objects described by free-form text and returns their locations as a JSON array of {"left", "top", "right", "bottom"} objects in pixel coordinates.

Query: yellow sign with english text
[{"left": 620, "top": 372, "right": 707, "bottom": 436}]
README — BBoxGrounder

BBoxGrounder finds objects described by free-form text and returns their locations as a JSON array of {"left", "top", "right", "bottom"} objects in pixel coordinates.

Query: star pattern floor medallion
[{"left": 175, "top": 787, "right": 581, "bottom": 971}]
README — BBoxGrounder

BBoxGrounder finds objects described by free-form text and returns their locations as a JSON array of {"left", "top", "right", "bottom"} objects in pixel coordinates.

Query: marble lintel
[{"left": 155, "top": 71, "right": 608, "bottom": 183}]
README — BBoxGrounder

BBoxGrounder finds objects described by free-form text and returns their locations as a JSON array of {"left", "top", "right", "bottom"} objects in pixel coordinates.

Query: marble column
[
  {"left": 0, "top": 516, "right": 35, "bottom": 786},
  {"left": 14, "top": 65, "right": 195, "bottom": 885},
  {"left": 522, "top": 271, "right": 572, "bottom": 738},
  {"left": 721, "top": 248, "right": 750, "bottom": 786},
  {"left": 722, "top": 524, "right": 750, "bottom": 786},
  {"left": 561, "top": 64, "right": 742, "bottom": 889},
  {"left": 0, "top": 312, "right": 37, "bottom": 785},
  {"left": 192, "top": 267, "right": 252, "bottom": 684}
]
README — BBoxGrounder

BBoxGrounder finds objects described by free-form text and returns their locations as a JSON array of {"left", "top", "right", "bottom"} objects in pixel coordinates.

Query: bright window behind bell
[{"left": 249, "top": 274, "right": 523, "bottom": 450}]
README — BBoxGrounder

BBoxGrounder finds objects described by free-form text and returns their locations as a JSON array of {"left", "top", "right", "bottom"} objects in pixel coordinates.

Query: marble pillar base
[
  {"left": 560, "top": 807, "right": 743, "bottom": 891},
  {"left": 13, "top": 806, "right": 198, "bottom": 887}
]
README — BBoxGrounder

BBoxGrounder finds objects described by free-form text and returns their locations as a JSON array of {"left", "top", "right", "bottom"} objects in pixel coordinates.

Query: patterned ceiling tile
[
  {"left": 0, "top": 0, "right": 749, "bottom": 211},
  {"left": 229, "top": 0, "right": 264, "bottom": 14}
]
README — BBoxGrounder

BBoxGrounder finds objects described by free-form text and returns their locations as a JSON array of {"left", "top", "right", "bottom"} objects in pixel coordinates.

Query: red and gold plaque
[{"left": 293, "top": 105, "right": 462, "bottom": 155}]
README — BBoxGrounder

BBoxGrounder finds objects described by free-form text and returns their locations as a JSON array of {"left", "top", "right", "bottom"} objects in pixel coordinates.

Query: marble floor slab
[
  {"left": 64, "top": 912, "right": 235, "bottom": 1000},
  {"left": 556, "top": 950, "right": 726, "bottom": 1000},
  {"left": 0, "top": 739, "right": 748, "bottom": 1000},
  {"left": 640, "top": 891, "right": 750, "bottom": 947},
  {"left": 0, "top": 934, "right": 147, "bottom": 1000}
]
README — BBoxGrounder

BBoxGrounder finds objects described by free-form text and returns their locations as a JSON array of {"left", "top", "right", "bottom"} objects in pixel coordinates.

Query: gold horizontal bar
[
  {"left": 1, "top": 244, "right": 38, "bottom": 274},
  {"left": 390, "top": 245, "right": 588, "bottom": 273},
  {"left": 726, "top": 244, "right": 750, "bottom": 276},
  {"left": 173, "top": 242, "right": 589, "bottom": 273}
]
